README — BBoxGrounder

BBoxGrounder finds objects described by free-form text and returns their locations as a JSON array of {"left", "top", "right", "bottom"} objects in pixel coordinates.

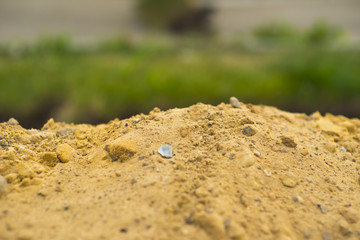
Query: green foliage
[
  {"left": 0, "top": 35, "right": 72, "bottom": 58},
  {"left": 270, "top": 49, "right": 360, "bottom": 113},
  {"left": 32, "top": 35, "right": 72, "bottom": 55},
  {"left": 98, "top": 36, "right": 133, "bottom": 53},
  {"left": 305, "top": 21, "right": 344, "bottom": 46},
  {"left": 252, "top": 20, "right": 345, "bottom": 48},
  {"left": 253, "top": 22, "right": 301, "bottom": 47},
  {"left": 0, "top": 22, "right": 359, "bottom": 128}
]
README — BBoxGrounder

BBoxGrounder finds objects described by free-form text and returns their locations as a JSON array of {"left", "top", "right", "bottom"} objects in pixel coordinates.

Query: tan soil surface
[{"left": 0, "top": 101, "right": 360, "bottom": 240}]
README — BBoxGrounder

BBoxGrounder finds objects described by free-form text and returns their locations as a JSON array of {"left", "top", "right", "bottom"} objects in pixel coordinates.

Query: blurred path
[
  {"left": 0, "top": 0, "right": 136, "bottom": 45},
  {"left": 0, "top": 0, "right": 360, "bottom": 44}
]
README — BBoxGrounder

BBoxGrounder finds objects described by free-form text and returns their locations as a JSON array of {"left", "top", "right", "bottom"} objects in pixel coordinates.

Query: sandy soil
[{"left": 0, "top": 100, "right": 360, "bottom": 240}]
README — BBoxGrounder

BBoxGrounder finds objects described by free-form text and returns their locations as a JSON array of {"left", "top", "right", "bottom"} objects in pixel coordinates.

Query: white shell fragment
[
  {"left": 230, "top": 97, "right": 241, "bottom": 108},
  {"left": 158, "top": 144, "right": 172, "bottom": 158}
]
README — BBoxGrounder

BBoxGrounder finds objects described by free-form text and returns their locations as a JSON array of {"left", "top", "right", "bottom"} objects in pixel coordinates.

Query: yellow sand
[{"left": 0, "top": 102, "right": 359, "bottom": 240}]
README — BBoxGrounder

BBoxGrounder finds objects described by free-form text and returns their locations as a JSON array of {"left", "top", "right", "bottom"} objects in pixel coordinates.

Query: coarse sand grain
[{"left": 0, "top": 101, "right": 360, "bottom": 240}]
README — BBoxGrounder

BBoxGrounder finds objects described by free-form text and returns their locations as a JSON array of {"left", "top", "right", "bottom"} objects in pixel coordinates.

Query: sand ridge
[{"left": 0, "top": 101, "right": 359, "bottom": 240}]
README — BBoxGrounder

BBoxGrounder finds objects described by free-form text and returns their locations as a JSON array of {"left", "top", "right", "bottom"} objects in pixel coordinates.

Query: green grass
[
  {"left": 0, "top": 23, "right": 359, "bottom": 128},
  {"left": 0, "top": 49, "right": 269, "bottom": 124}
]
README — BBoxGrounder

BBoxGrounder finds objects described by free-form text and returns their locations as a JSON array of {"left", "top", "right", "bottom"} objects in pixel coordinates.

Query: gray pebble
[
  {"left": 317, "top": 204, "right": 329, "bottom": 214},
  {"left": 281, "top": 136, "right": 297, "bottom": 148},
  {"left": 242, "top": 126, "right": 257, "bottom": 136}
]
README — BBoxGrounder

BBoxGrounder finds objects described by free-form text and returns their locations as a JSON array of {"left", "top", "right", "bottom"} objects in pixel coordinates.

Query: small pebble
[
  {"left": 264, "top": 169, "right": 272, "bottom": 177},
  {"left": 0, "top": 175, "right": 7, "bottom": 194},
  {"left": 300, "top": 149, "right": 309, "bottom": 156},
  {"left": 158, "top": 144, "right": 172, "bottom": 158},
  {"left": 322, "top": 232, "right": 333, "bottom": 240},
  {"left": 339, "top": 146, "right": 347, "bottom": 152},
  {"left": 56, "top": 144, "right": 76, "bottom": 163},
  {"left": 253, "top": 151, "right": 261, "bottom": 157},
  {"left": 317, "top": 204, "right": 329, "bottom": 214},
  {"left": 292, "top": 195, "right": 304, "bottom": 203},
  {"left": 230, "top": 97, "right": 241, "bottom": 108},
  {"left": 237, "top": 151, "right": 255, "bottom": 168},
  {"left": 6, "top": 118, "right": 19, "bottom": 125},
  {"left": 281, "top": 136, "right": 297, "bottom": 148},
  {"left": 37, "top": 188, "right": 49, "bottom": 197},
  {"left": 305, "top": 178, "right": 313, "bottom": 183},
  {"left": 106, "top": 138, "right": 137, "bottom": 162},
  {"left": 303, "top": 231, "right": 310, "bottom": 238},
  {"left": 281, "top": 172, "right": 298, "bottom": 188},
  {"left": 40, "top": 152, "right": 59, "bottom": 167},
  {"left": 242, "top": 126, "right": 257, "bottom": 136},
  {"left": 194, "top": 212, "right": 225, "bottom": 239}
]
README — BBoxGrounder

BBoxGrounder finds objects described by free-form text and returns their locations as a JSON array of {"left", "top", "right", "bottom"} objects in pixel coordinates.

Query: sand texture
[{"left": 0, "top": 102, "right": 360, "bottom": 240}]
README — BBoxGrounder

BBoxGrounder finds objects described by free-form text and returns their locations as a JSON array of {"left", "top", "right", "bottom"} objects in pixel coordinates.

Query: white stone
[
  {"left": 230, "top": 97, "right": 241, "bottom": 108},
  {"left": 158, "top": 144, "right": 172, "bottom": 158}
]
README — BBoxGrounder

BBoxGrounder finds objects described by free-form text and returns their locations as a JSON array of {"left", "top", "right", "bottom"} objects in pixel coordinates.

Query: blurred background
[{"left": 0, "top": 0, "right": 360, "bottom": 128}]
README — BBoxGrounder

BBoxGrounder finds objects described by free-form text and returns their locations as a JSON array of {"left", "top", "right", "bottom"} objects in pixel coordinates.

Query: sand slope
[{"left": 0, "top": 102, "right": 360, "bottom": 240}]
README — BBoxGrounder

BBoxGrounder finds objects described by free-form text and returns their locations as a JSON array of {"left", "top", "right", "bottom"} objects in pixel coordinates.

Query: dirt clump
[{"left": 0, "top": 101, "right": 360, "bottom": 240}]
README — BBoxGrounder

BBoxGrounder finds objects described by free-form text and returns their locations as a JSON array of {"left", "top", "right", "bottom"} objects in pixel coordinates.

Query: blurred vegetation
[
  {"left": 0, "top": 21, "right": 359, "bottom": 128},
  {"left": 137, "top": 0, "right": 190, "bottom": 29},
  {"left": 136, "top": 0, "right": 214, "bottom": 34}
]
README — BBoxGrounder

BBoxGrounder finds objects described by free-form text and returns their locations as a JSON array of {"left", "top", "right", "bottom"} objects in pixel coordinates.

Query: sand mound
[{"left": 0, "top": 101, "right": 360, "bottom": 240}]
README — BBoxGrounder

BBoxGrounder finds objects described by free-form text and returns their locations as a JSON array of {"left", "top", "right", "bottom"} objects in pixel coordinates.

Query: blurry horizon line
[{"left": 0, "top": 0, "right": 360, "bottom": 45}]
